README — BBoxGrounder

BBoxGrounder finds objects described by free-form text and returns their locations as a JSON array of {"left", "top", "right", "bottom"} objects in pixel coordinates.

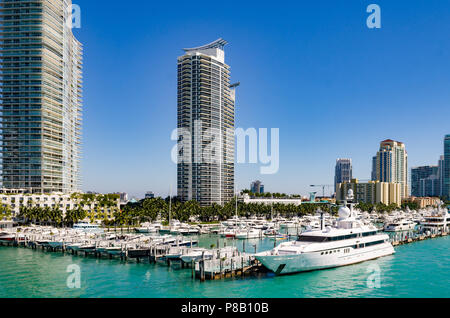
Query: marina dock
[
  {"left": 0, "top": 227, "right": 265, "bottom": 280},
  {"left": 0, "top": 211, "right": 449, "bottom": 281}
]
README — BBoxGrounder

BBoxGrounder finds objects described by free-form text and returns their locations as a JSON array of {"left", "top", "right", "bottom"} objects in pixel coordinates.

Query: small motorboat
[
  {"left": 267, "top": 234, "right": 288, "bottom": 240},
  {"left": 165, "top": 252, "right": 183, "bottom": 260},
  {"left": 47, "top": 241, "right": 64, "bottom": 249},
  {"left": 66, "top": 243, "right": 83, "bottom": 251},
  {"left": 78, "top": 244, "right": 96, "bottom": 252},
  {"left": 235, "top": 228, "right": 262, "bottom": 239},
  {"left": 0, "top": 232, "right": 15, "bottom": 242},
  {"left": 104, "top": 246, "right": 123, "bottom": 255},
  {"left": 180, "top": 248, "right": 214, "bottom": 263}
]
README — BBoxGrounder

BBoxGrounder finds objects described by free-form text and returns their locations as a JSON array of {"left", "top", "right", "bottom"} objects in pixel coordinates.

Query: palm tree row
[
  {"left": 104, "top": 197, "right": 337, "bottom": 226},
  {"left": 17, "top": 206, "right": 91, "bottom": 227},
  {"left": 355, "top": 202, "right": 423, "bottom": 213},
  {"left": 9, "top": 196, "right": 338, "bottom": 228}
]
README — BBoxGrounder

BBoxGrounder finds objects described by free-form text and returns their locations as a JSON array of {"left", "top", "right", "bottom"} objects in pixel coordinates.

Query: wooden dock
[{"left": 194, "top": 255, "right": 267, "bottom": 281}]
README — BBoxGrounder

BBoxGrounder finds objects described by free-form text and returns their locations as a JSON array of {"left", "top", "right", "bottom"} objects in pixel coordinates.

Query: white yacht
[
  {"left": 180, "top": 248, "right": 214, "bottom": 262},
  {"left": 73, "top": 221, "right": 102, "bottom": 232},
  {"left": 420, "top": 208, "right": 449, "bottom": 234},
  {"left": 255, "top": 190, "right": 395, "bottom": 275},
  {"left": 384, "top": 219, "right": 416, "bottom": 232},
  {"left": 279, "top": 219, "right": 300, "bottom": 230},
  {"left": 235, "top": 228, "right": 263, "bottom": 239},
  {"left": 134, "top": 222, "right": 159, "bottom": 233}
]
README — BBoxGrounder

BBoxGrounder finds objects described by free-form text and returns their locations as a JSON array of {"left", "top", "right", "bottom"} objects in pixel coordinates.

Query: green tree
[{"left": 0, "top": 205, "right": 12, "bottom": 221}]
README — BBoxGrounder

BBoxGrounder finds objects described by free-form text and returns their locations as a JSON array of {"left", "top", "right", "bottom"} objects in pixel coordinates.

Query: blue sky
[{"left": 75, "top": 0, "right": 450, "bottom": 198}]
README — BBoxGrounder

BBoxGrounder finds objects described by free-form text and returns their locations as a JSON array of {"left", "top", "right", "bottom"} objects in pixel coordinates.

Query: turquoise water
[{"left": 0, "top": 235, "right": 449, "bottom": 298}]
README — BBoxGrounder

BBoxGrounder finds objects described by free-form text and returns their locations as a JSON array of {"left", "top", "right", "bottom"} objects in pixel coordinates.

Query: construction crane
[{"left": 310, "top": 185, "right": 334, "bottom": 198}]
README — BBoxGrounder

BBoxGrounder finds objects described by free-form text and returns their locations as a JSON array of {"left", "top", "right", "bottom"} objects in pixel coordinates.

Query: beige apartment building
[
  {"left": 336, "top": 179, "right": 401, "bottom": 207},
  {"left": 372, "top": 139, "right": 408, "bottom": 198},
  {"left": 403, "top": 196, "right": 442, "bottom": 209}
]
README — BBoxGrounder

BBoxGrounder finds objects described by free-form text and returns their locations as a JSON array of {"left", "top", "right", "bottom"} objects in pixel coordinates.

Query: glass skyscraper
[
  {"left": 335, "top": 158, "right": 352, "bottom": 193},
  {"left": 250, "top": 180, "right": 264, "bottom": 194},
  {"left": 0, "top": 0, "right": 83, "bottom": 193},
  {"left": 411, "top": 165, "right": 439, "bottom": 197},
  {"left": 177, "top": 39, "right": 236, "bottom": 206},
  {"left": 438, "top": 155, "right": 445, "bottom": 197},
  {"left": 444, "top": 135, "right": 450, "bottom": 199}
]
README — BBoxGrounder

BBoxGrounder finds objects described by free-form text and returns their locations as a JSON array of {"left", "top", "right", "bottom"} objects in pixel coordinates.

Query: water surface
[{"left": 0, "top": 235, "right": 448, "bottom": 298}]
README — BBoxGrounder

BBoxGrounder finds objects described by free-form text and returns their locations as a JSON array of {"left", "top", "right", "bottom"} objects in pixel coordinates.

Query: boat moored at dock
[
  {"left": 384, "top": 219, "right": 416, "bottom": 232},
  {"left": 255, "top": 190, "right": 395, "bottom": 275},
  {"left": 73, "top": 221, "right": 103, "bottom": 233}
]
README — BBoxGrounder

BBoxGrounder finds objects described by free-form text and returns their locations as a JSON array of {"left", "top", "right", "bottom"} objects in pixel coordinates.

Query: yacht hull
[{"left": 256, "top": 243, "right": 395, "bottom": 275}]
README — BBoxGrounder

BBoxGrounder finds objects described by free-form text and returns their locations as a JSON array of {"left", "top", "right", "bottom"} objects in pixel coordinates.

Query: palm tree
[
  {"left": 182, "top": 200, "right": 200, "bottom": 222},
  {"left": 0, "top": 205, "right": 12, "bottom": 221},
  {"left": 42, "top": 206, "right": 52, "bottom": 225},
  {"left": 49, "top": 207, "right": 63, "bottom": 227},
  {"left": 18, "top": 206, "right": 30, "bottom": 224}
]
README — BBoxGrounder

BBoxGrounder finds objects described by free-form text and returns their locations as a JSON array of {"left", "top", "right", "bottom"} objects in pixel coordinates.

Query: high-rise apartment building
[
  {"left": 444, "top": 135, "right": 450, "bottom": 199},
  {"left": 0, "top": 0, "right": 83, "bottom": 193},
  {"left": 371, "top": 156, "right": 377, "bottom": 181},
  {"left": 250, "top": 180, "right": 264, "bottom": 194},
  {"left": 411, "top": 166, "right": 439, "bottom": 197},
  {"left": 334, "top": 158, "right": 352, "bottom": 192},
  {"left": 438, "top": 155, "right": 445, "bottom": 197},
  {"left": 336, "top": 179, "right": 401, "bottom": 207},
  {"left": 177, "top": 39, "right": 236, "bottom": 206},
  {"left": 145, "top": 191, "right": 155, "bottom": 199},
  {"left": 373, "top": 139, "right": 408, "bottom": 198}
]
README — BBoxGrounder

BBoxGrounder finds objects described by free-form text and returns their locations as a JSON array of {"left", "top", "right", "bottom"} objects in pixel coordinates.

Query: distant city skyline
[{"left": 47, "top": 0, "right": 450, "bottom": 199}]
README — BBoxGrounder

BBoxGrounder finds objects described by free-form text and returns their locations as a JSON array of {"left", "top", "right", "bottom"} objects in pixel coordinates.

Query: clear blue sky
[{"left": 75, "top": 0, "right": 450, "bottom": 198}]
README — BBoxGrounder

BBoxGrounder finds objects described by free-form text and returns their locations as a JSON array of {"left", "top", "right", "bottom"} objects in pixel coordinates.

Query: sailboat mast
[
  {"left": 271, "top": 194, "right": 274, "bottom": 220},
  {"left": 169, "top": 186, "right": 172, "bottom": 226},
  {"left": 235, "top": 189, "right": 238, "bottom": 220}
]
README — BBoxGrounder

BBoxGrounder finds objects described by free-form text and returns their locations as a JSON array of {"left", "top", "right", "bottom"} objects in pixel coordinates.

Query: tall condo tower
[
  {"left": 177, "top": 39, "right": 236, "bottom": 206},
  {"left": 411, "top": 165, "right": 439, "bottom": 197},
  {"left": 373, "top": 139, "right": 408, "bottom": 198},
  {"left": 444, "top": 135, "right": 450, "bottom": 199},
  {"left": 334, "top": 158, "right": 352, "bottom": 192},
  {"left": 438, "top": 155, "right": 445, "bottom": 197},
  {"left": 250, "top": 180, "right": 264, "bottom": 194},
  {"left": 0, "top": 0, "right": 83, "bottom": 193}
]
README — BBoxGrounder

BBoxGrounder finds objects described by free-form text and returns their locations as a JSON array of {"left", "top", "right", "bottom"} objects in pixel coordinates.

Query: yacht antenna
[{"left": 318, "top": 208, "right": 325, "bottom": 231}]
